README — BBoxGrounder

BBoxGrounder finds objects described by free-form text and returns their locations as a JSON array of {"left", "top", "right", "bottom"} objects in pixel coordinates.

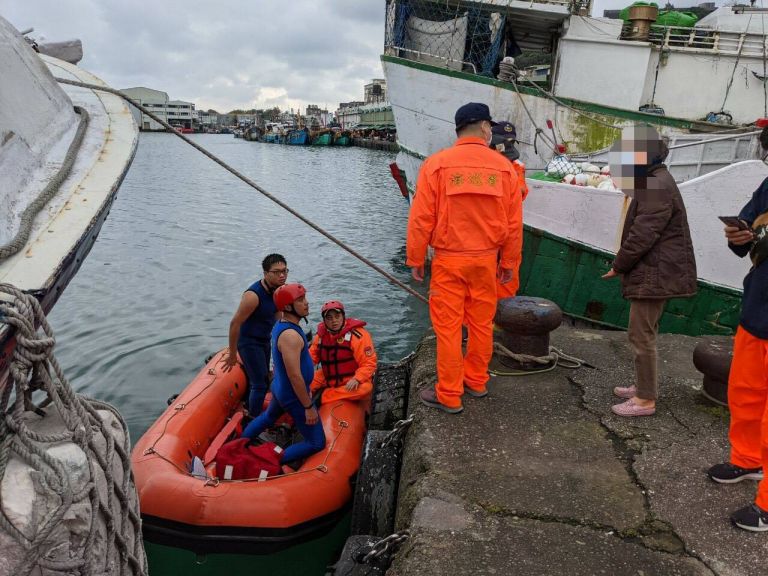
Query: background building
[
  {"left": 121, "top": 87, "right": 195, "bottom": 131},
  {"left": 364, "top": 79, "right": 387, "bottom": 104}
]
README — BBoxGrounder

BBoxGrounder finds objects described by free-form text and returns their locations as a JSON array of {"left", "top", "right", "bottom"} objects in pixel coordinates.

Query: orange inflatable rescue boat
[{"left": 131, "top": 350, "right": 367, "bottom": 554}]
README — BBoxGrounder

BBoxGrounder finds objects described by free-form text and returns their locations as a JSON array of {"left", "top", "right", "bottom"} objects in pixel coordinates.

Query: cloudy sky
[{"left": 4, "top": 0, "right": 727, "bottom": 114}]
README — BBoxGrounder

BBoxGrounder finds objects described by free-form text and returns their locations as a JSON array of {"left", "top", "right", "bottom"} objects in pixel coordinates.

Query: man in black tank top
[{"left": 224, "top": 254, "right": 287, "bottom": 416}]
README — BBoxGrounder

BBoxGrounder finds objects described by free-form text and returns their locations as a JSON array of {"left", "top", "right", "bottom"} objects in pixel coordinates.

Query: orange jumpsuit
[
  {"left": 496, "top": 159, "right": 528, "bottom": 299},
  {"left": 309, "top": 319, "right": 377, "bottom": 405},
  {"left": 729, "top": 327, "right": 768, "bottom": 509},
  {"left": 407, "top": 136, "right": 522, "bottom": 408}
]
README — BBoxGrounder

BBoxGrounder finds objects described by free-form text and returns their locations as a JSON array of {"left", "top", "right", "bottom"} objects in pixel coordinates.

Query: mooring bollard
[
  {"left": 692, "top": 338, "right": 733, "bottom": 407},
  {"left": 494, "top": 296, "right": 563, "bottom": 370}
]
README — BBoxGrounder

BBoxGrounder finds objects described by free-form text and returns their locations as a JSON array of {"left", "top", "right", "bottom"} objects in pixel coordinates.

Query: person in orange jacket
[
  {"left": 490, "top": 121, "right": 529, "bottom": 299},
  {"left": 407, "top": 102, "right": 523, "bottom": 414},
  {"left": 309, "top": 300, "right": 377, "bottom": 406},
  {"left": 707, "top": 126, "right": 768, "bottom": 531}
]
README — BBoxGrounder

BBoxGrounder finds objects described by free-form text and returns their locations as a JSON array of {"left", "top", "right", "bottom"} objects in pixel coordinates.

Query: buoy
[{"left": 692, "top": 338, "right": 733, "bottom": 407}]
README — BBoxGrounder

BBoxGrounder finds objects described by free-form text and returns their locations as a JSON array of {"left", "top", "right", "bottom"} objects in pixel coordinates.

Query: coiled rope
[
  {"left": 0, "top": 106, "right": 89, "bottom": 261},
  {"left": 55, "top": 77, "right": 428, "bottom": 306},
  {"left": 0, "top": 284, "right": 147, "bottom": 576},
  {"left": 490, "top": 341, "right": 586, "bottom": 377}
]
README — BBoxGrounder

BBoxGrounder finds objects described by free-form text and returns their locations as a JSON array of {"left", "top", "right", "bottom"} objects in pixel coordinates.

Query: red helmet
[
  {"left": 321, "top": 300, "right": 345, "bottom": 317},
  {"left": 273, "top": 283, "right": 306, "bottom": 311}
]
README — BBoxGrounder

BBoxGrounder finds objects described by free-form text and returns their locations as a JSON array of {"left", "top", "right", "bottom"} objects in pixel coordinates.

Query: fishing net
[{"left": 0, "top": 284, "right": 147, "bottom": 576}]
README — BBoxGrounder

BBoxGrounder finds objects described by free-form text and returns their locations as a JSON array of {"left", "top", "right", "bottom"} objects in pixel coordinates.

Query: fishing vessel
[
  {"left": 311, "top": 129, "right": 334, "bottom": 146},
  {"left": 382, "top": 0, "right": 768, "bottom": 334},
  {"left": 0, "top": 16, "right": 138, "bottom": 376}
]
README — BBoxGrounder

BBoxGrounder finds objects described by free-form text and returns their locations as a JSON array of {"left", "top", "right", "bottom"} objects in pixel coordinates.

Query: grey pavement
[{"left": 387, "top": 327, "right": 768, "bottom": 576}]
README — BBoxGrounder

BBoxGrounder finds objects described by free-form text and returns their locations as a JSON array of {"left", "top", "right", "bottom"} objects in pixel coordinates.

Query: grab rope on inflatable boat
[
  {"left": 0, "top": 283, "right": 147, "bottom": 576},
  {"left": 143, "top": 353, "right": 350, "bottom": 482}
]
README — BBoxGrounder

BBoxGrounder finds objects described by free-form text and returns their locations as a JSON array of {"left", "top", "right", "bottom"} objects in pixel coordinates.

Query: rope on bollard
[
  {"left": 490, "top": 341, "right": 588, "bottom": 377},
  {"left": 0, "top": 284, "right": 147, "bottom": 576}
]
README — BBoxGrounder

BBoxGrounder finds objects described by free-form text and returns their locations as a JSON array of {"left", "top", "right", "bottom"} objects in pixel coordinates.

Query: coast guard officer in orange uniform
[{"left": 407, "top": 102, "right": 523, "bottom": 413}]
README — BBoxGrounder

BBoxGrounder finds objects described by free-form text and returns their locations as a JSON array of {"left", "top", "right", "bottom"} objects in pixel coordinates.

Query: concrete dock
[{"left": 388, "top": 326, "right": 767, "bottom": 576}]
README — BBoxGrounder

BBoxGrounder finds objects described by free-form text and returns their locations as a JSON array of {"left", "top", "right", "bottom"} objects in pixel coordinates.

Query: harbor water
[{"left": 47, "top": 133, "right": 430, "bottom": 573}]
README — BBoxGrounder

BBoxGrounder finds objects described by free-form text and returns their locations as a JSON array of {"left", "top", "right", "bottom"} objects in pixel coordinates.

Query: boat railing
[
  {"left": 384, "top": 45, "right": 478, "bottom": 73},
  {"left": 384, "top": 0, "right": 564, "bottom": 77},
  {"left": 631, "top": 24, "right": 768, "bottom": 56}
]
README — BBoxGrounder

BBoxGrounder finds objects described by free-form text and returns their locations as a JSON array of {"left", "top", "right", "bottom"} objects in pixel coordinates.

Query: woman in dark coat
[{"left": 602, "top": 126, "right": 697, "bottom": 417}]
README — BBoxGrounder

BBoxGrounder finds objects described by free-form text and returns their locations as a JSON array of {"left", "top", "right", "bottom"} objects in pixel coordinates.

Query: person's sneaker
[
  {"left": 731, "top": 503, "right": 768, "bottom": 532},
  {"left": 419, "top": 388, "right": 463, "bottom": 414},
  {"left": 708, "top": 462, "right": 764, "bottom": 484},
  {"left": 463, "top": 385, "right": 489, "bottom": 398},
  {"left": 613, "top": 385, "right": 637, "bottom": 399}
]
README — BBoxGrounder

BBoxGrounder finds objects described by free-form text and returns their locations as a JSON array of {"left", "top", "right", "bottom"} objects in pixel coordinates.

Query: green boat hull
[
  {"left": 312, "top": 133, "right": 332, "bottom": 146},
  {"left": 335, "top": 135, "right": 351, "bottom": 146},
  {"left": 519, "top": 226, "right": 741, "bottom": 336},
  {"left": 144, "top": 514, "right": 350, "bottom": 576}
]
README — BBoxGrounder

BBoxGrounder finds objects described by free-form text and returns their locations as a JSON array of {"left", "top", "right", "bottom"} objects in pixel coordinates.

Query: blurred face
[
  {"left": 323, "top": 309, "right": 345, "bottom": 332},
  {"left": 265, "top": 263, "right": 289, "bottom": 288},
  {"left": 292, "top": 295, "right": 309, "bottom": 318}
]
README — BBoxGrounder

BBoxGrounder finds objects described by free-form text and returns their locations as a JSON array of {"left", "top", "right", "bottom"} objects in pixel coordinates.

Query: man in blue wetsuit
[
  {"left": 241, "top": 283, "right": 326, "bottom": 470},
  {"left": 224, "top": 254, "right": 288, "bottom": 416}
]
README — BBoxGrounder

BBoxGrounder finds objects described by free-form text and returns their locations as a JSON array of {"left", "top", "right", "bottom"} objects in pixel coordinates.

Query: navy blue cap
[
  {"left": 454, "top": 102, "right": 497, "bottom": 130},
  {"left": 491, "top": 121, "right": 516, "bottom": 139}
]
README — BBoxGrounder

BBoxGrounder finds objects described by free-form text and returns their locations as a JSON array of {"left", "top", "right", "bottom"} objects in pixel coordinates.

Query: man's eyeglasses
[{"left": 268, "top": 268, "right": 289, "bottom": 276}]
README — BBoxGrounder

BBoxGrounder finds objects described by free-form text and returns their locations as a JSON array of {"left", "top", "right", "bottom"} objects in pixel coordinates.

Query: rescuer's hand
[
  {"left": 411, "top": 266, "right": 425, "bottom": 282},
  {"left": 345, "top": 378, "right": 360, "bottom": 391},
  {"left": 499, "top": 268, "right": 515, "bottom": 284},
  {"left": 601, "top": 268, "right": 618, "bottom": 279},
  {"left": 305, "top": 406, "right": 319, "bottom": 425},
  {"left": 222, "top": 350, "right": 237, "bottom": 372}
]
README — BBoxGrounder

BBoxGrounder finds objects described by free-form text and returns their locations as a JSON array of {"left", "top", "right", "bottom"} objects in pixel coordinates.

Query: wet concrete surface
[{"left": 387, "top": 327, "right": 768, "bottom": 576}]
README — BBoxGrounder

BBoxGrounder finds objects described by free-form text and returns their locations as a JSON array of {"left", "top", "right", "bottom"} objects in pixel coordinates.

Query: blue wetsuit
[
  {"left": 238, "top": 279, "right": 276, "bottom": 415},
  {"left": 242, "top": 320, "right": 326, "bottom": 464}
]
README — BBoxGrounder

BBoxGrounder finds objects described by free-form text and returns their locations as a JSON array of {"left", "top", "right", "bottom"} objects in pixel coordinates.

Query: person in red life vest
[
  {"left": 308, "top": 300, "right": 377, "bottom": 405},
  {"left": 490, "top": 121, "right": 529, "bottom": 299}
]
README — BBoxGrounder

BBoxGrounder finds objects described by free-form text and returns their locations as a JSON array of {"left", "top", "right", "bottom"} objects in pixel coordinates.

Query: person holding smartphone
[{"left": 707, "top": 127, "right": 768, "bottom": 532}]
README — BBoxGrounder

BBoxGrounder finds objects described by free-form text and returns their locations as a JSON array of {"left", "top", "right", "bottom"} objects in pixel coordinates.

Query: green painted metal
[
  {"left": 143, "top": 514, "right": 351, "bottom": 576},
  {"left": 519, "top": 226, "right": 741, "bottom": 335},
  {"left": 380, "top": 54, "right": 725, "bottom": 131},
  {"left": 312, "top": 132, "right": 333, "bottom": 146}
]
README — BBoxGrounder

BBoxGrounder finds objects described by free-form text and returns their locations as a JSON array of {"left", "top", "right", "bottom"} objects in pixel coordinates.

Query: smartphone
[{"left": 719, "top": 216, "right": 750, "bottom": 230}]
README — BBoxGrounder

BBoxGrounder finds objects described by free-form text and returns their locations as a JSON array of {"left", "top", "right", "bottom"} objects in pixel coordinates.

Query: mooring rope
[
  {"left": 54, "top": 77, "right": 428, "bottom": 306},
  {"left": 0, "top": 283, "right": 147, "bottom": 575},
  {"left": 0, "top": 106, "right": 89, "bottom": 261},
  {"left": 490, "top": 341, "right": 586, "bottom": 377}
]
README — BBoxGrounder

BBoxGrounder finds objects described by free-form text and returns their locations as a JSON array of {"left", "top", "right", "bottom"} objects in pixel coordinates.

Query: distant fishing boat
[
  {"left": 0, "top": 16, "right": 138, "bottom": 374},
  {"left": 286, "top": 128, "right": 310, "bottom": 145},
  {"left": 311, "top": 130, "right": 333, "bottom": 146},
  {"left": 333, "top": 131, "right": 353, "bottom": 147}
]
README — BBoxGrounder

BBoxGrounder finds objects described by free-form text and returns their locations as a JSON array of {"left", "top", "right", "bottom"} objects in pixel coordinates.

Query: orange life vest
[{"left": 316, "top": 318, "right": 367, "bottom": 387}]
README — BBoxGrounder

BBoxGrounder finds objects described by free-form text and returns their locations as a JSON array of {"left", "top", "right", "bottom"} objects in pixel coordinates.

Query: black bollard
[
  {"left": 692, "top": 338, "right": 733, "bottom": 407},
  {"left": 494, "top": 296, "right": 563, "bottom": 370}
]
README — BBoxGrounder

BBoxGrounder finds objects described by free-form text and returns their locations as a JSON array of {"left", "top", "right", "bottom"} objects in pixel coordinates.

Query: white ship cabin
[{"left": 385, "top": 0, "right": 768, "bottom": 125}]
